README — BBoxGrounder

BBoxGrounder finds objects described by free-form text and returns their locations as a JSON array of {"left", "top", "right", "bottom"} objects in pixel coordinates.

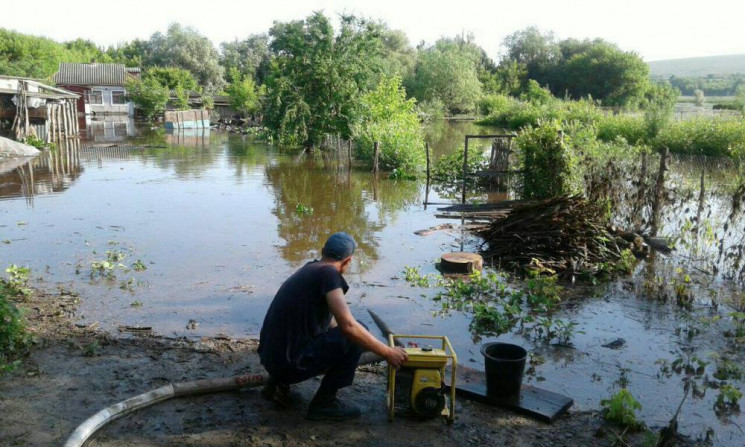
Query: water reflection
[
  {"left": 264, "top": 152, "right": 420, "bottom": 267},
  {"left": 584, "top": 151, "right": 745, "bottom": 283},
  {"left": 0, "top": 138, "right": 83, "bottom": 204}
]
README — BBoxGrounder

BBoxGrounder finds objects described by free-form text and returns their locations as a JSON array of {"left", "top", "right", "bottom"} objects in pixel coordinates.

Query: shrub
[
  {"left": 520, "top": 80, "right": 554, "bottom": 105},
  {"left": 516, "top": 121, "right": 580, "bottom": 199},
  {"left": 417, "top": 97, "right": 446, "bottom": 122},
  {"left": 1, "top": 269, "right": 29, "bottom": 373},
  {"left": 352, "top": 76, "right": 425, "bottom": 174},
  {"left": 600, "top": 389, "right": 645, "bottom": 430},
  {"left": 126, "top": 77, "right": 170, "bottom": 120},
  {"left": 596, "top": 114, "right": 648, "bottom": 145},
  {"left": 478, "top": 94, "right": 513, "bottom": 117},
  {"left": 654, "top": 117, "right": 745, "bottom": 158}
]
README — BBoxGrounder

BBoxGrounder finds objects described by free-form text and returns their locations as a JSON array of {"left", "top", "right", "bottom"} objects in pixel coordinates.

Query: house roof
[
  {"left": 0, "top": 76, "right": 79, "bottom": 99},
  {"left": 53, "top": 63, "right": 138, "bottom": 87}
]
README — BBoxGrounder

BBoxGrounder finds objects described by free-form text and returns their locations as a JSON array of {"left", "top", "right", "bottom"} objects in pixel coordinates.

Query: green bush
[
  {"left": 596, "top": 114, "right": 649, "bottom": 145},
  {"left": 654, "top": 117, "right": 745, "bottom": 158},
  {"left": 516, "top": 121, "right": 580, "bottom": 199},
  {"left": 126, "top": 77, "right": 170, "bottom": 120},
  {"left": 477, "top": 94, "right": 514, "bottom": 117},
  {"left": 519, "top": 80, "right": 554, "bottom": 105},
  {"left": 600, "top": 389, "right": 645, "bottom": 430},
  {"left": 1, "top": 274, "right": 29, "bottom": 372},
  {"left": 562, "top": 99, "right": 604, "bottom": 126},
  {"left": 353, "top": 76, "right": 425, "bottom": 175}
]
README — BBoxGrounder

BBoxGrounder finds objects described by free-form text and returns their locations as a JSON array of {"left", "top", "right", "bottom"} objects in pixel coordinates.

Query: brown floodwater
[{"left": 1, "top": 121, "right": 743, "bottom": 445}]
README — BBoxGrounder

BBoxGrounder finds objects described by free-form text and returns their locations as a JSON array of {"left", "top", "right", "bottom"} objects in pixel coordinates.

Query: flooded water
[{"left": 1, "top": 121, "right": 744, "bottom": 444}]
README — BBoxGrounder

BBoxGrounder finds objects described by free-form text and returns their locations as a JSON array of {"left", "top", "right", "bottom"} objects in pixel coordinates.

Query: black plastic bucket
[{"left": 481, "top": 342, "right": 527, "bottom": 398}]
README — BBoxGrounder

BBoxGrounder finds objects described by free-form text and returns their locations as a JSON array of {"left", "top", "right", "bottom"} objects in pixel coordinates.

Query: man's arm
[{"left": 326, "top": 288, "right": 408, "bottom": 368}]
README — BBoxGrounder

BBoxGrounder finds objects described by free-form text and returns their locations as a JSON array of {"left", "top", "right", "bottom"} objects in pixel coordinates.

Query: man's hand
[{"left": 385, "top": 346, "right": 408, "bottom": 369}]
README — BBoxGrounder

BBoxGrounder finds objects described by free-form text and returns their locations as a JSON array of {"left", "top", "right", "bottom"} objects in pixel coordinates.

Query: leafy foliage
[
  {"left": 144, "top": 66, "right": 197, "bottom": 91},
  {"left": 263, "top": 13, "right": 383, "bottom": 147},
  {"left": 1, "top": 266, "right": 31, "bottom": 373},
  {"left": 125, "top": 77, "right": 169, "bottom": 120},
  {"left": 500, "top": 27, "right": 651, "bottom": 107},
  {"left": 220, "top": 34, "right": 270, "bottom": 84},
  {"left": 516, "top": 121, "right": 579, "bottom": 199},
  {"left": 600, "top": 389, "right": 645, "bottom": 430},
  {"left": 143, "top": 23, "right": 225, "bottom": 93},
  {"left": 225, "top": 71, "right": 264, "bottom": 118},
  {"left": 352, "top": 76, "right": 424, "bottom": 173},
  {"left": 406, "top": 40, "right": 482, "bottom": 114}
]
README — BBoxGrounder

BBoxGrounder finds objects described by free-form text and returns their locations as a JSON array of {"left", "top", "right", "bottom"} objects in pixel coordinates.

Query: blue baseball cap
[{"left": 322, "top": 232, "right": 356, "bottom": 260}]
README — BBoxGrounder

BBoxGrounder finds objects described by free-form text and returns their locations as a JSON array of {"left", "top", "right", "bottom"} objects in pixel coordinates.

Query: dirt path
[{"left": 0, "top": 289, "right": 706, "bottom": 447}]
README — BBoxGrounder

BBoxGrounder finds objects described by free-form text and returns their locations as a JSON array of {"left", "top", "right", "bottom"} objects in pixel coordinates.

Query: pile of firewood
[{"left": 478, "top": 196, "right": 644, "bottom": 278}]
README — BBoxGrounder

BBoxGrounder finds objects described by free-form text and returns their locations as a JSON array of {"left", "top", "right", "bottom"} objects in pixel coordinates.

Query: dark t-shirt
[{"left": 258, "top": 260, "right": 348, "bottom": 372}]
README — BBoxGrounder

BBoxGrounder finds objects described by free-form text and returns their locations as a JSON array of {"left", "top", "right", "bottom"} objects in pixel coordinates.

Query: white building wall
[{"left": 88, "top": 85, "right": 133, "bottom": 116}]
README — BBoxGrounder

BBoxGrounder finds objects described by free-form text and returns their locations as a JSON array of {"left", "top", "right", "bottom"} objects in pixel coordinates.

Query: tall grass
[
  {"left": 478, "top": 94, "right": 745, "bottom": 159},
  {"left": 655, "top": 117, "right": 745, "bottom": 158}
]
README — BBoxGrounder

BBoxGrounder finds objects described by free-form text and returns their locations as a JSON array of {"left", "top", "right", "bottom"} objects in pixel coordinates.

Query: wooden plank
[
  {"left": 444, "top": 366, "right": 573, "bottom": 423},
  {"left": 438, "top": 200, "right": 528, "bottom": 212}
]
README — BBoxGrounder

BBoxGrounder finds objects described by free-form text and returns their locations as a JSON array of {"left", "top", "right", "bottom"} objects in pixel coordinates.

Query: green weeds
[
  {"left": 1, "top": 266, "right": 31, "bottom": 373},
  {"left": 600, "top": 389, "right": 645, "bottom": 431},
  {"left": 404, "top": 267, "right": 581, "bottom": 344},
  {"left": 715, "top": 384, "right": 742, "bottom": 414}
]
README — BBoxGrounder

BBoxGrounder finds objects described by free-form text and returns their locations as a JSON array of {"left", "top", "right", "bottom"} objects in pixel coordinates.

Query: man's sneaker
[
  {"left": 261, "top": 380, "right": 300, "bottom": 408},
  {"left": 306, "top": 398, "right": 361, "bottom": 421}
]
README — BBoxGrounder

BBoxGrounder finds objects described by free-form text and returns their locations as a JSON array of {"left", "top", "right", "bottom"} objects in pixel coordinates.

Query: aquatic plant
[
  {"left": 403, "top": 266, "right": 439, "bottom": 288},
  {"left": 714, "top": 384, "right": 742, "bottom": 413},
  {"left": 600, "top": 389, "right": 645, "bottom": 431},
  {"left": 4, "top": 265, "right": 31, "bottom": 298},
  {"left": 90, "top": 250, "right": 127, "bottom": 279},
  {"left": 132, "top": 260, "right": 147, "bottom": 272}
]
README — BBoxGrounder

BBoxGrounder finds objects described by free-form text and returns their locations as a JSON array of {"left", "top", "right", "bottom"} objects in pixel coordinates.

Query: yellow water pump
[{"left": 387, "top": 335, "right": 457, "bottom": 423}]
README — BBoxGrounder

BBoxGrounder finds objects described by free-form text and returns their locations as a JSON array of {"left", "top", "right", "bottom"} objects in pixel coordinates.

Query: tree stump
[{"left": 440, "top": 252, "right": 483, "bottom": 274}]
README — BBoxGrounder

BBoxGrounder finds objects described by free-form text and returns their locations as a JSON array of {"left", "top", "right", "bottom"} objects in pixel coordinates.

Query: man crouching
[{"left": 258, "top": 232, "right": 408, "bottom": 421}]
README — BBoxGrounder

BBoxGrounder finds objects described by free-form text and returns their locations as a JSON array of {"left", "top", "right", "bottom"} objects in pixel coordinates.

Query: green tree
[
  {"left": 264, "top": 12, "right": 383, "bottom": 147},
  {"left": 226, "top": 70, "right": 264, "bottom": 118},
  {"left": 501, "top": 27, "right": 559, "bottom": 87},
  {"left": 561, "top": 41, "right": 649, "bottom": 107},
  {"left": 144, "top": 66, "right": 197, "bottom": 91},
  {"left": 644, "top": 82, "right": 679, "bottom": 138},
  {"left": 407, "top": 41, "right": 482, "bottom": 114},
  {"left": 0, "top": 29, "right": 80, "bottom": 78},
  {"left": 104, "top": 39, "right": 148, "bottom": 67},
  {"left": 126, "top": 76, "right": 169, "bottom": 120},
  {"left": 352, "top": 76, "right": 424, "bottom": 173},
  {"left": 376, "top": 28, "right": 417, "bottom": 82},
  {"left": 144, "top": 23, "right": 225, "bottom": 93},
  {"left": 219, "top": 34, "right": 270, "bottom": 84}
]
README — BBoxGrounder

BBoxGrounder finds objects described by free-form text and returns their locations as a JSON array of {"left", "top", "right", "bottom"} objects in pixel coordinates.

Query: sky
[{"left": 2, "top": 0, "right": 744, "bottom": 62}]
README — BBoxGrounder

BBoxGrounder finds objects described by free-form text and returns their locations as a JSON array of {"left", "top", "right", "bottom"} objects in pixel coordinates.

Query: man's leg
[{"left": 304, "top": 322, "right": 368, "bottom": 420}]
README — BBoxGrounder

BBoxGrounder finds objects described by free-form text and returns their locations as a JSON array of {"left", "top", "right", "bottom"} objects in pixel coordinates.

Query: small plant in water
[
  {"left": 90, "top": 250, "right": 128, "bottom": 279},
  {"left": 714, "top": 384, "right": 742, "bottom": 414},
  {"left": 132, "top": 260, "right": 148, "bottom": 272},
  {"left": 4, "top": 265, "right": 31, "bottom": 297},
  {"left": 600, "top": 389, "right": 645, "bottom": 431},
  {"left": 403, "top": 266, "right": 438, "bottom": 288}
]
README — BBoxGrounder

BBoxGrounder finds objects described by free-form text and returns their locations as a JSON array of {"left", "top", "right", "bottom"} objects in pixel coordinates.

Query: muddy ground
[{"left": 0, "top": 288, "right": 708, "bottom": 447}]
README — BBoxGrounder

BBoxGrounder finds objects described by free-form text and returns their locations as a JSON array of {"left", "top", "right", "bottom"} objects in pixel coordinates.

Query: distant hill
[{"left": 648, "top": 54, "right": 745, "bottom": 78}]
